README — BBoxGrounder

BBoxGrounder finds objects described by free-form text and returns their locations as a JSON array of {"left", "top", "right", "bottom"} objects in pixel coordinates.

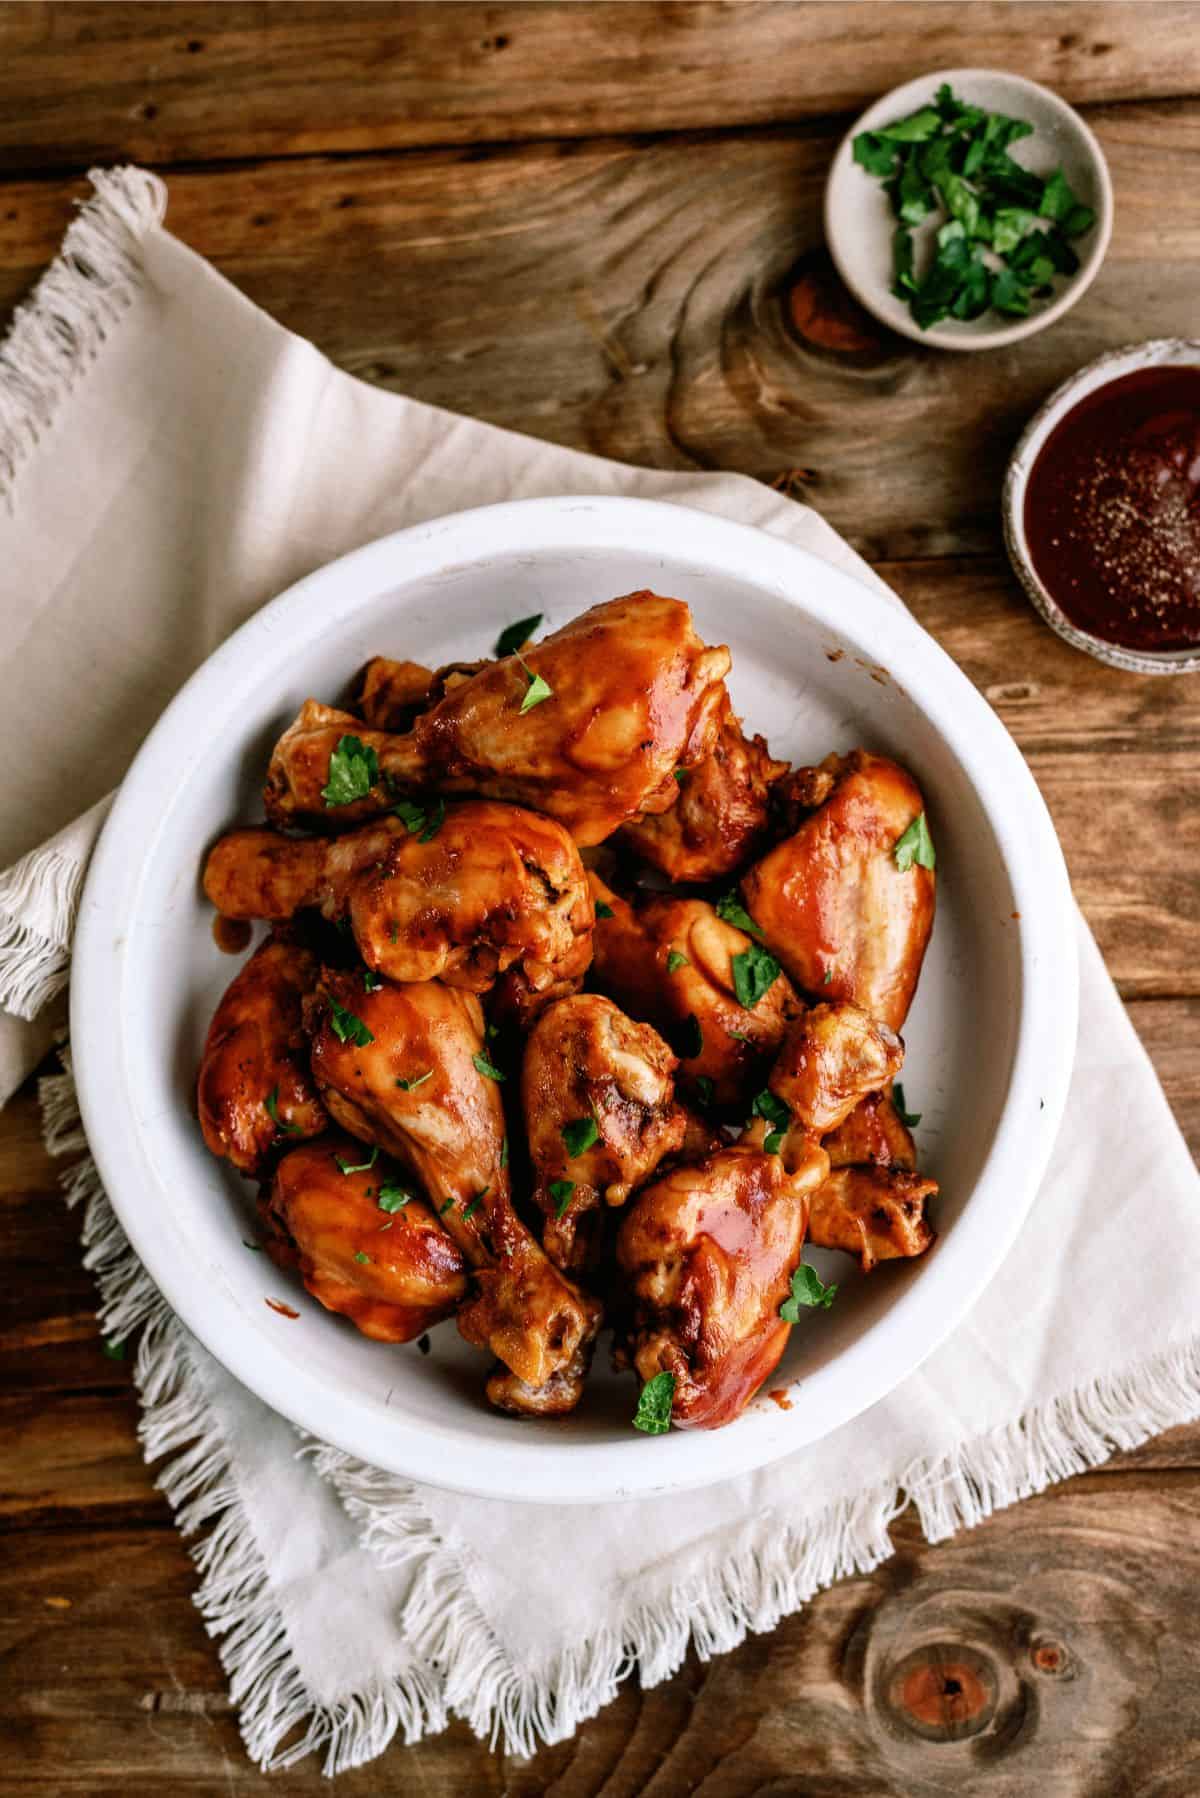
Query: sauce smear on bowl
[{"left": 1023, "top": 365, "right": 1200, "bottom": 651}]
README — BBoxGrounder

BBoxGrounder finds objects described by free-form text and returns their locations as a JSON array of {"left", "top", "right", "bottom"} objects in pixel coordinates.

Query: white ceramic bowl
[
  {"left": 825, "top": 68, "right": 1113, "bottom": 352},
  {"left": 71, "top": 497, "right": 1078, "bottom": 1503},
  {"left": 1003, "top": 337, "right": 1200, "bottom": 674}
]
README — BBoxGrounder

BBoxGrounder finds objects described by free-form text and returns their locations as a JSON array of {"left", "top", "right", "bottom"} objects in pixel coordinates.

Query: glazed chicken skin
[
  {"left": 203, "top": 800, "right": 592, "bottom": 997},
  {"left": 261, "top": 1135, "right": 467, "bottom": 1341},
  {"left": 808, "top": 1167, "right": 935, "bottom": 1272},
  {"left": 768, "top": 1002, "right": 905, "bottom": 1136},
  {"left": 521, "top": 994, "right": 687, "bottom": 1272},
  {"left": 615, "top": 1125, "right": 830, "bottom": 1430},
  {"left": 305, "top": 969, "right": 601, "bottom": 1398},
  {"left": 197, "top": 930, "right": 328, "bottom": 1176},
  {"left": 588, "top": 874, "right": 802, "bottom": 1109},
  {"left": 822, "top": 1089, "right": 916, "bottom": 1169},
  {"left": 619, "top": 693, "right": 788, "bottom": 883},
  {"left": 741, "top": 750, "right": 935, "bottom": 1031},
  {"left": 263, "top": 593, "right": 732, "bottom": 845}
]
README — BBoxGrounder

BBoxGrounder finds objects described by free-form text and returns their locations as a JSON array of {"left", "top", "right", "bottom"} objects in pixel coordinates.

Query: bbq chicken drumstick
[
  {"left": 741, "top": 750, "right": 935, "bottom": 1030},
  {"left": 305, "top": 970, "right": 601, "bottom": 1403},
  {"left": 261, "top": 1136, "right": 468, "bottom": 1341},
  {"left": 203, "top": 800, "right": 592, "bottom": 997},
  {"left": 521, "top": 994, "right": 687, "bottom": 1273},
  {"left": 263, "top": 593, "right": 731, "bottom": 845},
  {"left": 197, "top": 929, "right": 328, "bottom": 1176}
]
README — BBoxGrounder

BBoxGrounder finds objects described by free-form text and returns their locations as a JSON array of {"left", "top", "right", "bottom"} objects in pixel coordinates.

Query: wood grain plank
[
  {"left": 8, "top": 1483, "right": 1200, "bottom": 1793},
  {"left": 5, "top": 108, "right": 1200, "bottom": 566},
  {"left": 0, "top": 3, "right": 1197, "bottom": 172}
]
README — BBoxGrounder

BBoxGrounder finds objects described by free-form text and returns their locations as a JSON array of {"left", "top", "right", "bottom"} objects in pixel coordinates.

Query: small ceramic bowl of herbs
[{"left": 825, "top": 69, "right": 1113, "bottom": 351}]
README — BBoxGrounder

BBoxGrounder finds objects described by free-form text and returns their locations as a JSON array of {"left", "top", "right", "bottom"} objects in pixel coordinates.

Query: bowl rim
[
  {"left": 1002, "top": 336, "right": 1200, "bottom": 674},
  {"left": 824, "top": 65, "right": 1114, "bottom": 353},
  {"left": 70, "top": 494, "right": 1079, "bottom": 1503}
]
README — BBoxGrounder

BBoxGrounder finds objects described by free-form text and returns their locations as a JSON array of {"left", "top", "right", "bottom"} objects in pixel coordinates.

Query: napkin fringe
[
  {"left": 0, "top": 839, "right": 84, "bottom": 1018},
  {"left": 0, "top": 166, "right": 166, "bottom": 509},
  {"left": 38, "top": 1053, "right": 446, "bottom": 1778}
]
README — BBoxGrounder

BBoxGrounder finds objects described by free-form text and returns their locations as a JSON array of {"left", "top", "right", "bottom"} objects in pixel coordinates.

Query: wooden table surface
[{"left": 3, "top": 5, "right": 1200, "bottom": 1792}]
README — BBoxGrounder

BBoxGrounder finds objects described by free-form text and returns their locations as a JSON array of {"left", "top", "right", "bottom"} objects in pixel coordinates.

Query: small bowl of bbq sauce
[{"left": 1004, "top": 340, "right": 1200, "bottom": 674}]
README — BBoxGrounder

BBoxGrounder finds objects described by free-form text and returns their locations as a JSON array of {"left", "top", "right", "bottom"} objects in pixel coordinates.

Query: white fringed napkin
[{"left": 4, "top": 171, "right": 1199, "bottom": 1774}]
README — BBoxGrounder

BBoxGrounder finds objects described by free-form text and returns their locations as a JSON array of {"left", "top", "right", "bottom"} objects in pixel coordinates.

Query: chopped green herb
[
  {"left": 562, "top": 1116, "right": 600, "bottom": 1158},
  {"left": 486, "top": 1022, "right": 500, "bottom": 1039},
  {"left": 728, "top": 1029, "right": 751, "bottom": 1044},
  {"left": 462, "top": 1188, "right": 488, "bottom": 1221},
  {"left": 377, "top": 1181, "right": 413, "bottom": 1213},
  {"left": 633, "top": 1370, "right": 675, "bottom": 1435},
  {"left": 594, "top": 899, "right": 615, "bottom": 920},
  {"left": 354, "top": 1250, "right": 371, "bottom": 1265},
  {"left": 892, "top": 1083, "right": 922, "bottom": 1129},
  {"left": 362, "top": 968, "right": 382, "bottom": 992},
  {"left": 101, "top": 1336, "right": 126, "bottom": 1360},
  {"left": 853, "top": 83, "right": 1097, "bottom": 331},
  {"left": 893, "top": 811, "right": 936, "bottom": 873},
  {"left": 715, "top": 890, "right": 764, "bottom": 940},
  {"left": 672, "top": 768, "right": 688, "bottom": 784},
  {"left": 695, "top": 1075, "right": 715, "bottom": 1107},
  {"left": 393, "top": 795, "right": 446, "bottom": 842},
  {"left": 823, "top": 969, "right": 834, "bottom": 986},
  {"left": 494, "top": 613, "right": 544, "bottom": 658},
  {"left": 439, "top": 1198, "right": 455, "bottom": 1216},
  {"left": 666, "top": 949, "right": 690, "bottom": 974},
  {"left": 731, "top": 942, "right": 782, "bottom": 1010},
  {"left": 548, "top": 1178, "right": 575, "bottom": 1218},
  {"left": 514, "top": 649, "right": 553, "bottom": 714},
  {"left": 752, "top": 1089, "right": 791, "bottom": 1130},
  {"left": 499, "top": 1137, "right": 509, "bottom": 1169},
  {"left": 763, "top": 1130, "right": 785, "bottom": 1155},
  {"left": 395, "top": 1070, "right": 433, "bottom": 1092},
  {"left": 322, "top": 734, "right": 379, "bottom": 807},
  {"left": 265, "top": 1085, "right": 304, "bottom": 1135},
  {"left": 678, "top": 1013, "right": 703, "bottom": 1060},
  {"left": 335, "top": 1145, "right": 379, "bottom": 1176},
  {"left": 472, "top": 1051, "right": 505, "bottom": 1082},
  {"left": 780, "top": 1262, "right": 838, "bottom": 1320},
  {"left": 329, "top": 999, "right": 375, "bottom": 1047}
]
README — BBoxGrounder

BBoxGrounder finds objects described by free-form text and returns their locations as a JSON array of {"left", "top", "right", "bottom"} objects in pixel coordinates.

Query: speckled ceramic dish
[
  {"left": 825, "top": 68, "right": 1113, "bottom": 352},
  {"left": 1003, "top": 338, "right": 1200, "bottom": 675}
]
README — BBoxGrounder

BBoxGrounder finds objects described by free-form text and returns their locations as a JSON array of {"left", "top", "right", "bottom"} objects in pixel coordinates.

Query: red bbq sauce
[{"left": 1023, "top": 365, "right": 1200, "bottom": 652}]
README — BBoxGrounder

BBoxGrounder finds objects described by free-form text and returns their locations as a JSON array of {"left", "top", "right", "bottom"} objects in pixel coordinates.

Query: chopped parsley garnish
[
  {"left": 763, "top": 1130, "right": 785, "bottom": 1155},
  {"left": 335, "top": 1145, "right": 379, "bottom": 1176},
  {"left": 678, "top": 1013, "right": 704, "bottom": 1059},
  {"left": 439, "top": 1198, "right": 455, "bottom": 1215},
  {"left": 633, "top": 1370, "right": 675, "bottom": 1435},
  {"left": 328, "top": 1000, "right": 374, "bottom": 1047},
  {"left": 731, "top": 942, "right": 782, "bottom": 1010},
  {"left": 393, "top": 795, "right": 446, "bottom": 843},
  {"left": 562, "top": 1116, "right": 600, "bottom": 1158},
  {"left": 472, "top": 1051, "right": 505, "bottom": 1081},
  {"left": 752, "top": 1089, "right": 790, "bottom": 1130},
  {"left": 395, "top": 1070, "right": 432, "bottom": 1092},
  {"left": 715, "top": 890, "right": 764, "bottom": 940},
  {"left": 514, "top": 650, "right": 553, "bottom": 714},
  {"left": 594, "top": 899, "right": 615, "bottom": 919},
  {"left": 354, "top": 1250, "right": 371, "bottom": 1265},
  {"left": 823, "top": 968, "right": 834, "bottom": 986},
  {"left": 893, "top": 1083, "right": 922, "bottom": 1129},
  {"left": 362, "top": 968, "right": 381, "bottom": 992},
  {"left": 728, "top": 1028, "right": 751, "bottom": 1044},
  {"left": 893, "top": 811, "right": 936, "bottom": 873},
  {"left": 853, "top": 83, "right": 1096, "bottom": 332},
  {"left": 101, "top": 1336, "right": 126, "bottom": 1360},
  {"left": 462, "top": 1188, "right": 488, "bottom": 1221},
  {"left": 695, "top": 1075, "right": 715, "bottom": 1107},
  {"left": 264, "top": 1085, "right": 304, "bottom": 1135},
  {"left": 547, "top": 1179, "right": 575, "bottom": 1218},
  {"left": 322, "top": 734, "right": 379, "bottom": 807},
  {"left": 377, "top": 1181, "right": 413, "bottom": 1213},
  {"left": 780, "top": 1262, "right": 838, "bottom": 1319},
  {"left": 495, "top": 613, "right": 544, "bottom": 658},
  {"left": 666, "top": 949, "right": 690, "bottom": 973},
  {"left": 672, "top": 768, "right": 688, "bottom": 784},
  {"left": 500, "top": 1137, "right": 509, "bottom": 1169}
]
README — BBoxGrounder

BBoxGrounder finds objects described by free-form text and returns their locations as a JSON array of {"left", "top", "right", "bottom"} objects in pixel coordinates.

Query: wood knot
[
  {"left": 785, "top": 255, "right": 886, "bottom": 358},
  {"left": 885, "top": 1643, "right": 998, "bottom": 1742}
]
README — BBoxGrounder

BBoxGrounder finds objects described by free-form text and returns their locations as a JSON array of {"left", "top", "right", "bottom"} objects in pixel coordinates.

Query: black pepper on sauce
[{"left": 1023, "top": 365, "right": 1200, "bottom": 652}]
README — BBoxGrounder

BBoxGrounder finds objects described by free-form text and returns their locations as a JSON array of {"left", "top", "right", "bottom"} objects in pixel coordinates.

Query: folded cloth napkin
[{"left": 5, "top": 170, "right": 1199, "bottom": 1774}]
